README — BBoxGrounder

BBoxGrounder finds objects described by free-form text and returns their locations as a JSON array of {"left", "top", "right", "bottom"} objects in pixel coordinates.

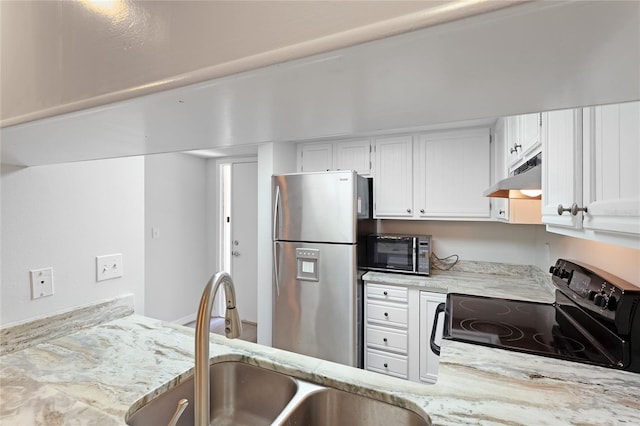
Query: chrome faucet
[{"left": 194, "top": 271, "right": 242, "bottom": 426}]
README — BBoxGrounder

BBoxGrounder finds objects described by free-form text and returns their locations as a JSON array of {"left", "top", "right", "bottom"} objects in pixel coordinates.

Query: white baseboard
[{"left": 171, "top": 312, "right": 197, "bottom": 326}]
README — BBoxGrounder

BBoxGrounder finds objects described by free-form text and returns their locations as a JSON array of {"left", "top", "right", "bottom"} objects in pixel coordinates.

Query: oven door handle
[{"left": 430, "top": 302, "right": 446, "bottom": 356}]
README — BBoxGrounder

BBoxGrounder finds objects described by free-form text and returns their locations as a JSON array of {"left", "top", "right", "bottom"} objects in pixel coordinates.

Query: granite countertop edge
[{"left": 2, "top": 262, "right": 639, "bottom": 426}]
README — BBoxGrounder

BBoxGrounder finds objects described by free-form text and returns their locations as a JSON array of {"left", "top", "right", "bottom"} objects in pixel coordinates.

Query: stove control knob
[
  {"left": 549, "top": 266, "right": 557, "bottom": 274},
  {"left": 606, "top": 297, "right": 618, "bottom": 311},
  {"left": 587, "top": 290, "right": 598, "bottom": 301},
  {"left": 593, "top": 293, "right": 606, "bottom": 307},
  {"left": 559, "top": 269, "right": 571, "bottom": 279}
]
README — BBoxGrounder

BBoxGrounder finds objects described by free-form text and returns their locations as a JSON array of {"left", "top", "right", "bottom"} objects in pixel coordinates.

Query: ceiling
[{"left": 1, "top": 1, "right": 638, "bottom": 166}]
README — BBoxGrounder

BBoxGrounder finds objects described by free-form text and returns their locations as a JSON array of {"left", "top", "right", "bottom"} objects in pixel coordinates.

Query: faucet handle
[{"left": 168, "top": 398, "right": 189, "bottom": 426}]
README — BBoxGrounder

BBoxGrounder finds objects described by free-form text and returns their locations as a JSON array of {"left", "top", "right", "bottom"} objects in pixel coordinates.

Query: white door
[{"left": 230, "top": 161, "right": 258, "bottom": 323}]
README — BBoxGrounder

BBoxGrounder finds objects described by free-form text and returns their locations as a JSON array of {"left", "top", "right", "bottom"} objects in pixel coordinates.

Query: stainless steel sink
[
  {"left": 276, "top": 388, "right": 430, "bottom": 426},
  {"left": 126, "top": 361, "right": 298, "bottom": 426},
  {"left": 127, "top": 360, "right": 431, "bottom": 426}
]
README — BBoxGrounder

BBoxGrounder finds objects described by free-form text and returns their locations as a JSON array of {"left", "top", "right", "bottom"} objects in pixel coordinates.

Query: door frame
[{"left": 213, "top": 156, "right": 258, "bottom": 315}]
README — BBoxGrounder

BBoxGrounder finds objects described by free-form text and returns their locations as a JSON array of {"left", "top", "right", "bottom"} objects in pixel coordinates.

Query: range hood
[{"left": 484, "top": 153, "right": 542, "bottom": 199}]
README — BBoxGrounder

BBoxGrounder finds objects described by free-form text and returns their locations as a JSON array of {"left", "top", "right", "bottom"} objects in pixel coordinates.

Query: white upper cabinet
[
  {"left": 542, "top": 101, "right": 640, "bottom": 249},
  {"left": 582, "top": 102, "right": 640, "bottom": 238},
  {"left": 297, "top": 139, "right": 371, "bottom": 175},
  {"left": 372, "top": 128, "right": 491, "bottom": 220},
  {"left": 415, "top": 129, "right": 491, "bottom": 219},
  {"left": 507, "top": 113, "right": 542, "bottom": 171},
  {"left": 297, "top": 142, "right": 333, "bottom": 172},
  {"left": 373, "top": 135, "right": 414, "bottom": 217},
  {"left": 334, "top": 139, "right": 372, "bottom": 176},
  {"left": 542, "top": 108, "right": 583, "bottom": 229}
]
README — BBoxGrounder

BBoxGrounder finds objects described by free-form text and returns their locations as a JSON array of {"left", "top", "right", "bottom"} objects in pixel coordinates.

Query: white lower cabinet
[
  {"left": 419, "top": 291, "right": 447, "bottom": 383},
  {"left": 364, "top": 281, "right": 446, "bottom": 384}
]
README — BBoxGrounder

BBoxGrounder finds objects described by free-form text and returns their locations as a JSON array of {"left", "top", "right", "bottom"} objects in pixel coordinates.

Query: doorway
[{"left": 218, "top": 159, "right": 258, "bottom": 327}]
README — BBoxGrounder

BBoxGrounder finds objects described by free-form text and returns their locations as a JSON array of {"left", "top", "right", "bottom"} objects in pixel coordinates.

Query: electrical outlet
[
  {"left": 96, "top": 254, "right": 123, "bottom": 282},
  {"left": 30, "top": 267, "right": 54, "bottom": 299}
]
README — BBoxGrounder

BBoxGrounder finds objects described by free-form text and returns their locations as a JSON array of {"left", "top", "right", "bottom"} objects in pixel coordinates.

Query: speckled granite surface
[
  {"left": 1, "top": 265, "right": 639, "bottom": 426},
  {"left": 364, "top": 261, "right": 556, "bottom": 303}
]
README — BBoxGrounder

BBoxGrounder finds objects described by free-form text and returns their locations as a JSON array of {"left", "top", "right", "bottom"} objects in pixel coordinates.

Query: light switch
[{"left": 96, "top": 254, "right": 123, "bottom": 282}]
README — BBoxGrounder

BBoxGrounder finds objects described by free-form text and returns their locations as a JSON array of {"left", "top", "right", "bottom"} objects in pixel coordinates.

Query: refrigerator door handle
[
  {"left": 273, "top": 241, "right": 280, "bottom": 297},
  {"left": 273, "top": 185, "right": 281, "bottom": 240}
]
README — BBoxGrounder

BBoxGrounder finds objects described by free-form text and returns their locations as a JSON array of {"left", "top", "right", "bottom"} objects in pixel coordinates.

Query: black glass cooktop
[{"left": 444, "top": 293, "right": 626, "bottom": 368}]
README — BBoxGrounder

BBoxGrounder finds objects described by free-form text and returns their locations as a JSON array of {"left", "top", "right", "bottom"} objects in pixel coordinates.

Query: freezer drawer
[{"left": 272, "top": 241, "right": 359, "bottom": 366}]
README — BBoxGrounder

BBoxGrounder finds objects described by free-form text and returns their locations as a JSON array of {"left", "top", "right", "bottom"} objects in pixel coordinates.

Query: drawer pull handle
[
  {"left": 384, "top": 312, "right": 389, "bottom": 317},
  {"left": 383, "top": 338, "right": 388, "bottom": 343},
  {"left": 383, "top": 291, "right": 388, "bottom": 296},
  {"left": 384, "top": 363, "right": 388, "bottom": 368}
]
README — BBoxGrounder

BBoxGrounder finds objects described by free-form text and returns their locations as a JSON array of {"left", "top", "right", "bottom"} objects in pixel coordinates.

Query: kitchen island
[{"left": 1, "top": 264, "right": 639, "bottom": 425}]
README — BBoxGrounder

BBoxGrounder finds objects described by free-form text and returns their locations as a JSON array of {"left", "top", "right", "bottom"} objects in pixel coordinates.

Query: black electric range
[{"left": 442, "top": 259, "right": 640, "bottom": 372}]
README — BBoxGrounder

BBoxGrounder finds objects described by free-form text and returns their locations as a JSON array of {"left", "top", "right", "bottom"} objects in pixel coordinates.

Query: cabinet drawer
[
  {"left": 366, "top": 325, "right": 408, "bottom": 354},
  {"left": 366, "top": 283, "right": 408, "bottom": 303},
  {"left": 367, "top": 302, "right": 408, "bottom": 328},
  {"left": 366, "top": 349, "right": 408, "bottom": 379}
]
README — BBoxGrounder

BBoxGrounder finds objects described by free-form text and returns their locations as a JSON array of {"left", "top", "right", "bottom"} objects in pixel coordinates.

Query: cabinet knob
[
  {"left": 384, "top": 312, "right": 389, "bottom": 318},
  {"left": 557, "top": 203, "right": 588, "bottom": 216},
  {"left": 383, "top": 291, "right": 388, "bottom": 296},
  {"left": 406, "top": 208, "right": 412, "bottom": 213},
  {"left": 499, "top": 209, "right": 505, "bottom": 215},
  {"left": 383, "top": 363, "right": 388, "bottom": 368},
  {"left": 510, "top": 143, "right": 522, "bottom": 154},
  {"left": 420, "top": 209, "right": 425, "bottom": 214},
  {"left": 383, "top": 338, "right": 388, "bottom": 343}
]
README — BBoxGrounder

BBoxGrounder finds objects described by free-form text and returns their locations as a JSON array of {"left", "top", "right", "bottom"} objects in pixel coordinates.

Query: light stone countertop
[
  {"left": 2, "top": 314, "right": 640, "bottom": 426},
  {"left": 1, "top": 264, "right": 639, "bottom": 425},
  {"left": 363, "top": 261, "right": 556, "bottom": 303}
]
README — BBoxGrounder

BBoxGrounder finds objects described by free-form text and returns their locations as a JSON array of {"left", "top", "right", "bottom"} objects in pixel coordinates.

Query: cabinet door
[
  {"left": 491, "top": 118, "right": 510, "bottom": 221},
  {"left": 419, "top": 291, "right": 446, "bottom": 384},
  {"left": 373, "top": 136, "right": 413, "bottom": 218},
  {"left": 416, "top": 129, "right": 491, "bottom": 218},
  {"left": 297, "top": 143, "right": 333, "bottom": 172},
  {"left": 542, "top": 109, "right": 583, "bottom": 229},
  {"left": 583, "top": 102, "right": 640, "bottom": 238},
  {"left": 506, "top": 115, "right": 521, "bottom": 169},
  {"left": 334, "top": 139, "right": 371, "bottom": 176},
  {"left": 519, "top": 112, "right": 542, "bottom": 158}
]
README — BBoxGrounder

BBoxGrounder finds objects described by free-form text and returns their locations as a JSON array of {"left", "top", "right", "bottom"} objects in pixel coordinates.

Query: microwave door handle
[
  {"left": 412, "top": 238, "right": 417, "bottom": 273},
  {"left": 430, "top": 302, "right": 446, "bottom": 356}
]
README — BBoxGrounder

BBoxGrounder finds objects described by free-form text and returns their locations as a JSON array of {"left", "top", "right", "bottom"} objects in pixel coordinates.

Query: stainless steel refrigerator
[{"left": 272, "top": 170, "right": 371, "bottom": 367}]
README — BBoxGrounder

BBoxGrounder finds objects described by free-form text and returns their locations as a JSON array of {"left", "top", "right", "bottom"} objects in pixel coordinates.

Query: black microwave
[{"left": 364, "top": 234, "right": 431, "bottom": 275}]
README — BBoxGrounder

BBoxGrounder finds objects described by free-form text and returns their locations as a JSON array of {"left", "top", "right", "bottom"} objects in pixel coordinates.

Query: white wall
[
  {"left": 144, "top": 153, "right": 213, "bottom": 323},
  {"left": 256, "top": 142, "right": 297, "bottom": 345},
  {"left": 1, "top": 157, "right": 145, "bottom": 325},
  {"left": 377, "top": 221, "right": 539, "bottom": 265},
  {"left": 534, "top": 229, "right": 640, "bottom": 287}
]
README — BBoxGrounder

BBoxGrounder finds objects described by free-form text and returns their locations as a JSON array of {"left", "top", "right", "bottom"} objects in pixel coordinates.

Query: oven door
[{"left": 367, "top": 236, "right": 416, "bottom": 273}]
